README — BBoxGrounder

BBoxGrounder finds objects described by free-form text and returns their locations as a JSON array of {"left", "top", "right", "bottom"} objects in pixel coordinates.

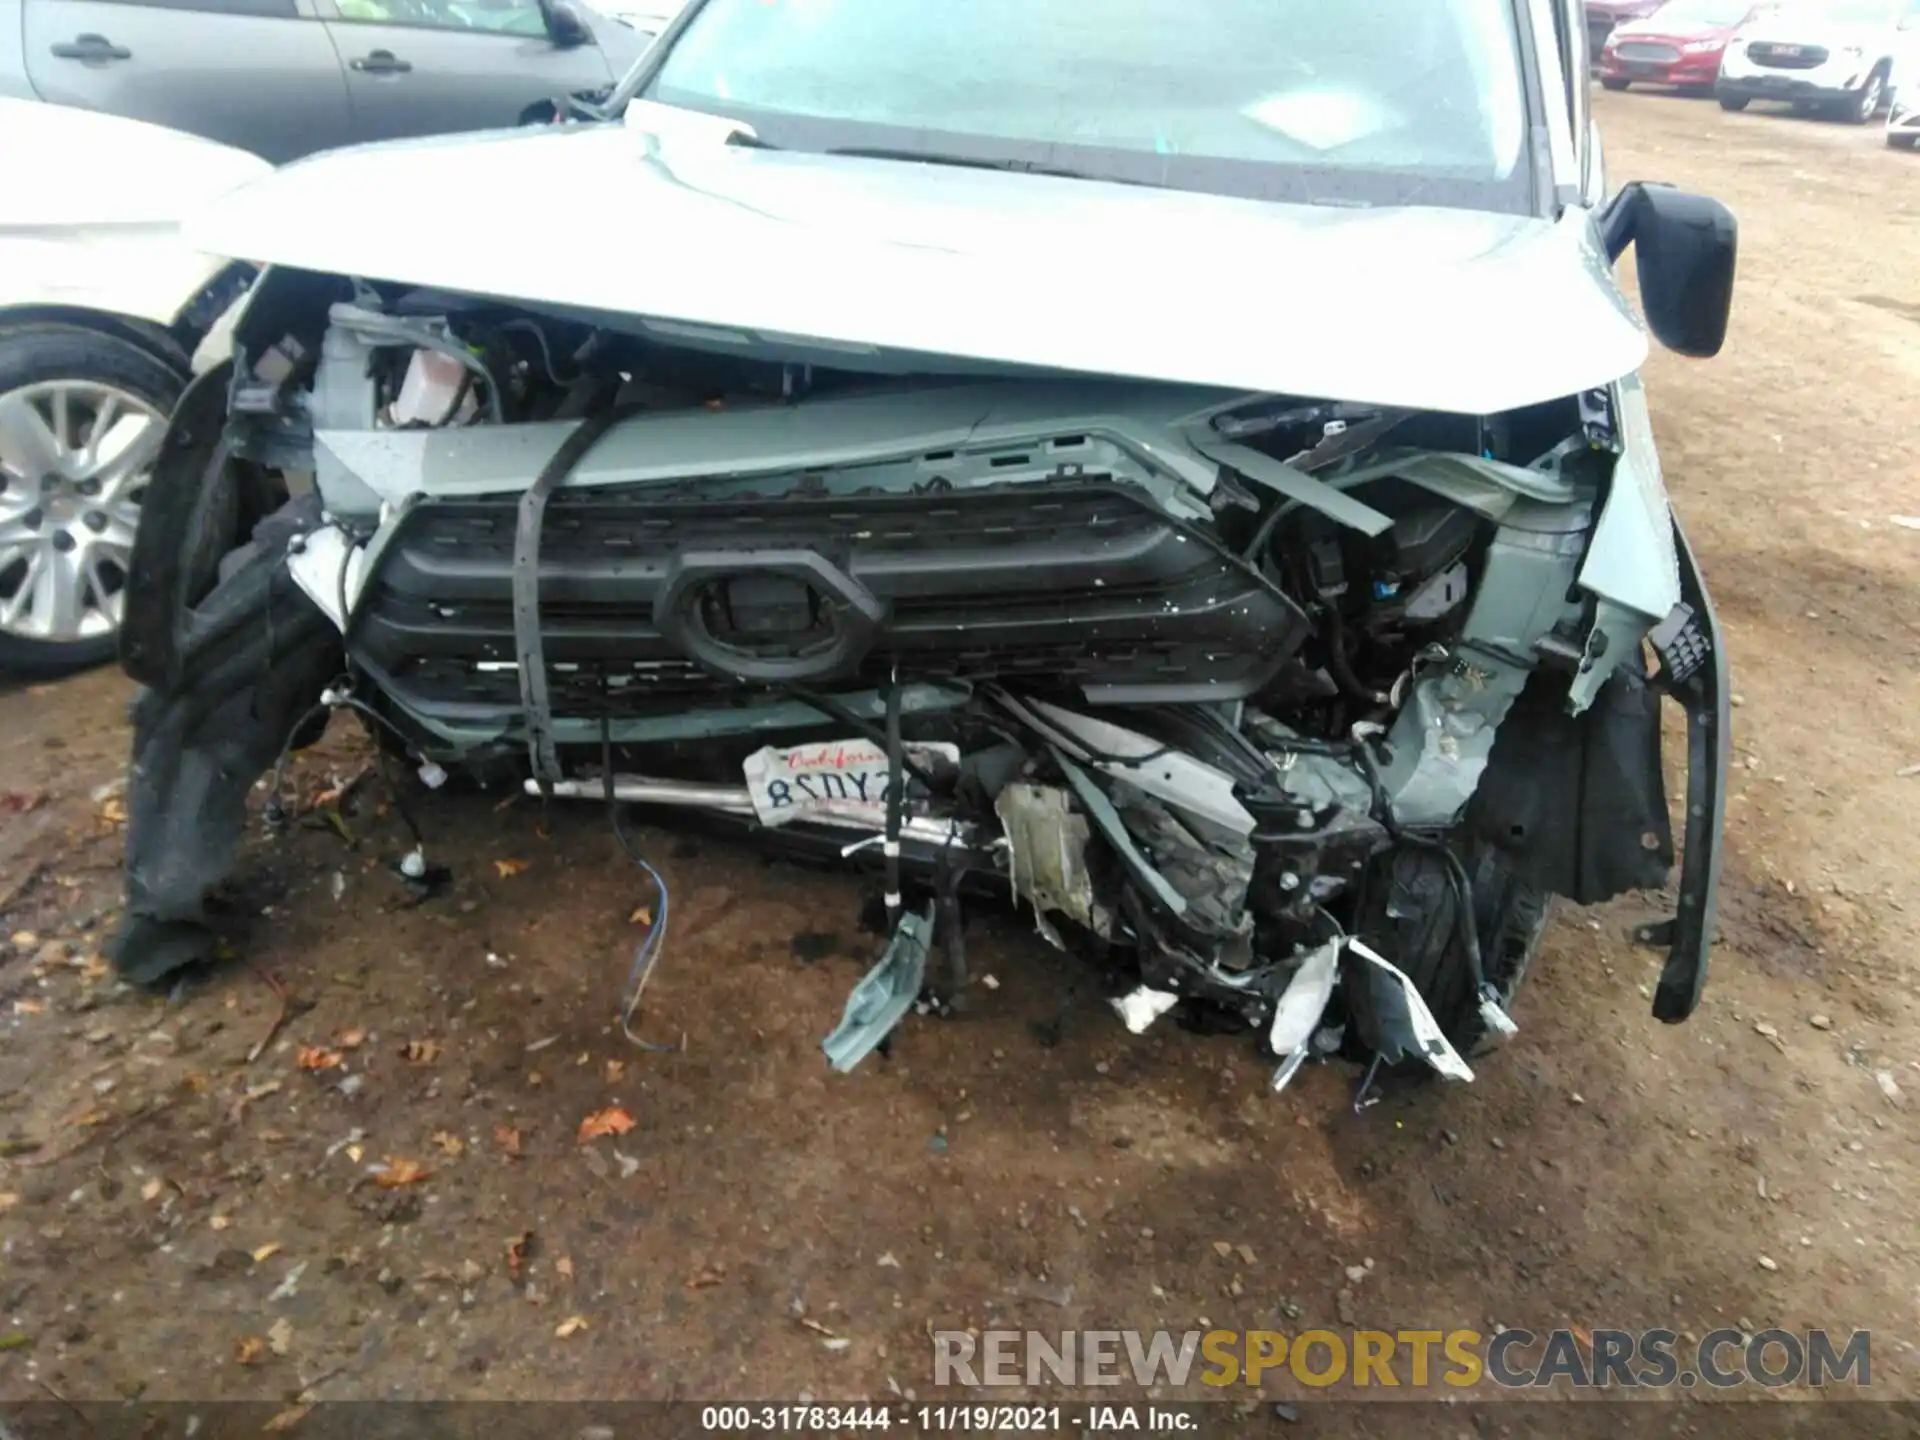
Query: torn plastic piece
[
  {"left": 1346, "top": 939, "right": 1475, "bottom": 1083},
  {"left": 822, "top": 905, "right": 934, "bottom": 1073},
  {"left": 417, "top": 760, "right": 449, "bottom": 790},
  {"left": 995, "top": 782, "right": 1104, "bottom": 949},
  {"left": 1476, "top": 984, "right": 1520, "bottom": 1045},
  {"left": 1267, "top": 938, "right": 1342, "bottom": 1084},
  {"left": 1111, "top": 986, "right": 1180, "bottom": 1035}
]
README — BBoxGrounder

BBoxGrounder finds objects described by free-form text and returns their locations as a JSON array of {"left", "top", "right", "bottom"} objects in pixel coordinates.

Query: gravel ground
[{"left": 1, "top": 92, "right": 1917, "bottom": 1436}]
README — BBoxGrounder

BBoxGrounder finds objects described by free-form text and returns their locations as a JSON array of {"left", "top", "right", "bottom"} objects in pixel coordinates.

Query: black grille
[
  {"left": 1748, "top": 42, "right": 1828, "bottom": 69},
  {"left": 352, "top": 478, "right": 1310, "bottom": 724},
  {"left": 1615, "top": 42, "right": 1681, "bottom": 63}
]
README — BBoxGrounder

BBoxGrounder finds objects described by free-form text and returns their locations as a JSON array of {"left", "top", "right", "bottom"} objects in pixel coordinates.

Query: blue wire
[{"left": 621, "top": 853, "right": 675, "bottom": 1052}]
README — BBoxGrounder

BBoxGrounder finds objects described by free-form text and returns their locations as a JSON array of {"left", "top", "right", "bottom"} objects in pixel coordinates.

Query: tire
[
  {"left": 1838, "top": 70, "right": 1886, "bottom": 124},
  {"left": 1601, "top": 78, "right": 1631, "bottom": 92},
  {"left": 1351, "top": 845, "right": 1551, "bottom": 1063},
  {"left": 1718, "top": 94, "right": 1750, "bottom": 111},
  {"left": 1891, "top": 130, "right": 1920, "bottom": 150},
  {"left": 0, "top": 323, "right": 184, "bottom": 677}
]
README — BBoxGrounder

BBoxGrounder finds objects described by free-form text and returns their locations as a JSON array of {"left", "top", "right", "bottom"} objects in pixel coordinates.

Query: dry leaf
[
  {"left": 139, "top": 1177, "right": 165, "bottom": 1202},
  {"left": 494, "top": 1125, "right": 524, "bottom": 1158},
  {"left": 401, "top": 1038, "right": 442, "bottom": 1065},
  {"left": 628, "top": 906, "right": 654, "bottom": 927},
  {"left": 11, "top": 999, "right": 43, "bottom": 1016},
  {"left": 576, "top": 1106, "right": 636, "bottom": 1143},
  {"left": 345, "top": 1144, "right": 364, "bottom": 1163},
  {"left": 268, "top": 1318, "right": 294, "bottom": 1356},
  {"left": 797, "top": 1315, "right": 837, "bottom": 1337},
  {"left": 556, "top": 1255, "right": 575, "bottom": 1279},
  {"left": 297, "top": 1047, "right": 344, "bottom": 1073},
  {"left": 506, "top": 1230, "right": 534, "bottom": 1280},
  {"left": 374, "top": 1157, "right": 432, "bottom": 1188},
  {"left": 235, "top": 1336, "right": 268, "bottom": 1366},
  {"left": 0, "top": 1192, "right": 19, "bottom": 1211},
  {"left": 263, "top": 1404, "right": 312, "bottom": 1432},
  {"left": 334, "top": 1028, "right": 367, "bottom": 1051},
  {"left": 252, "top": 1243, "right": 282, "bottom": 1263},
  {"left": 555, "top": 1315, "right": 588, "bottom": 1338},
  {"left": 493, "top": 858, "right": 530, "bottom": 879},
  {"left": 431, "top": 1131, "right": 465, "bottom": 1157},
  {"left": 69, "top": 1109, "right": 109, "bottom": 1128},
  {"left": 210, "top": 1215, "right": 232, "bottom": 1231},
  {"left": 604, "top": 1059, "right": 626, "bottom": 1083},
  {"left": 686, "top": 1263, "right": 727, "bottom": 1291},
  {"left": 100, "top": 796, "right": 128, "bottom": 826},
  {"left": 76, "top": 954, "right": 110, "bottom": 983}
]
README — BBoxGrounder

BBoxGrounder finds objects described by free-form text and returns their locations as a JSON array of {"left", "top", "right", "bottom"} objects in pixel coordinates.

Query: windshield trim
[{"left": 603, "top": 0, "right": 1550, "bottom": 218}]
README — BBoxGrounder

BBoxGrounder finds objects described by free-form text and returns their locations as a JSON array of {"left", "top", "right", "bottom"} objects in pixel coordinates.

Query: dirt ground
[{"left": 2, "top": 93, "right": 1918, "bottom": 1435}]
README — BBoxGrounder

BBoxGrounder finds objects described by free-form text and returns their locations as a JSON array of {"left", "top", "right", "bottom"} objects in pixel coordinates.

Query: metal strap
[{"left": 512, "top": 405, "right": 643, "bottom": 786}]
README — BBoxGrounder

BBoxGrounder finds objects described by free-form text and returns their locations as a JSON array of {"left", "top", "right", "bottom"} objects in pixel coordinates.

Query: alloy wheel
[{"left": 0, "top": 379, "right": 162, "bottom": 644}]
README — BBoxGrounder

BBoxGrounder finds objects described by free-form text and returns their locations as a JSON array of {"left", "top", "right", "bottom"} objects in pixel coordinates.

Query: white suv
[{"left": 1717, "top": 0, "right": 1911, "bottom": 121}]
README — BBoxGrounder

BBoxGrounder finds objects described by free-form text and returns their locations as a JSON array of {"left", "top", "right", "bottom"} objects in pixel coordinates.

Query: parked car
[
  {"left": 1598, "top": 0, "right": 1761, "bottom": 91},
  {"left": 1888, "top": 19, "right": 1920, "bottom": 142},
  {"left": 0, "top": 99, "right": 262, "bottom": 676},
  {"left": 1716, "top": 0, "right": 1916, "bottom": 121},
  {"left": 0, "top": 0, "right": 651, "bottom": 162},
  {"left": 1587, "top": 0, "right": 1670, "bottom": 57},
  {"left": 111, "top": 0, "right": 1734, "bottom": 1106}
]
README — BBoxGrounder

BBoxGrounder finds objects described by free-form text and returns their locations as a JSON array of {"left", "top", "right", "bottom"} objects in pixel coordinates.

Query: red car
[
  {"left": 1586, "top": 0, "right": 1668, "bottom": 57},
  {"left": 1597, "top": 0, "right": 1763, "bottom": 92}
]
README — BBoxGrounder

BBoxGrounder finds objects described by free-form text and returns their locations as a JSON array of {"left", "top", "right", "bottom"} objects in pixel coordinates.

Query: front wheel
[
  {"left": 1839, "top": 71, "right": 1886, "bottom": 124},
  {"left": 1601, "top": 77, "right": 1631, "bottom": 91},
  {"left": 0, "top": 324, "right": 183, "bottom": 677},
  {"left": 1718, "top": 93, "right": 1751, "bottom": 111},
  {"left": 1890, "top": 128, "right": 1920, "bottom": 150}
]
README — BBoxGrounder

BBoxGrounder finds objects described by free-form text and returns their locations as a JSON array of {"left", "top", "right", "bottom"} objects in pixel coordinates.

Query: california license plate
[
  {"left": 1774, "top": 44, "right": 1803, "bottom": 56},
  {"left": 742, "top": 738, "right": 960, "bottom": 828}
]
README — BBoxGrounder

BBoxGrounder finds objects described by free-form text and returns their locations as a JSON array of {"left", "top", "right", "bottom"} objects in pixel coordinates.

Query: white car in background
[
  {"left": 0, "top": 99, "right": 263, "bottom": 675},
  {"left": 1716, "top": 0, "right": 1916, "bottom": 122},
  {"left": 1890, "top": 22, "right": 1920, "bottom": 143}
]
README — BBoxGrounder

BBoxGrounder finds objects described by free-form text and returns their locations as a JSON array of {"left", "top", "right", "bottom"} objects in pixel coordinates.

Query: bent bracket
[{"left": 823, "top": 905, "right": 934, "bottom": 1073}]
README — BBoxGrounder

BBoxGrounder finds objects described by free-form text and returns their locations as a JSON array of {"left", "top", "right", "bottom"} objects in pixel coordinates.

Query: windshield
[
  {"left": 636, "top": 0, "right": 1535, "bottom": 213},
  {"left": 1649, "top": 0, "right": 1755, "bottom": 23}
]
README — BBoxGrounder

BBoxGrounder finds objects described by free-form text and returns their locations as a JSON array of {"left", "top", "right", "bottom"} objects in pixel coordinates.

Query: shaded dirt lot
[{"left": 2, "top": 93, "right": 1918, "bottom": 1435}]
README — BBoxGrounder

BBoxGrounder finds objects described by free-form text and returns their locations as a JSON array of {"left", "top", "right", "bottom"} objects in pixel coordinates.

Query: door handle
[
  {"left": 51, "top": 34, "right": 132, "bottom": 62},
  {"left": 350, "top": 50, "right": 413, "bottom": 74}
]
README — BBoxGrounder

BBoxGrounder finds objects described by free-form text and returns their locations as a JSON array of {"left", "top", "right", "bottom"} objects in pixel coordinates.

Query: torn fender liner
[
  {"left": 113, "top": 501, "right": 341, "bottom": 983},
  {"left": 1343, "top": 940, "right": 1474, "bottom": 1083}
]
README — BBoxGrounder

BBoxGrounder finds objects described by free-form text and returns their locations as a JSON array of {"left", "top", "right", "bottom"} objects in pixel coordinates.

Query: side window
[
  {"left": 332, "top": 0, "right": 548, "bottom": 33},
  {"left": 113, "top": 0, "right": 299, "bottom": 14}
]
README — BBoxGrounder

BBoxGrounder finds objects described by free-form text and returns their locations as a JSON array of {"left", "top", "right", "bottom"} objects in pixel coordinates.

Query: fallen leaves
[
  {"left": 577, "top": 1107, "right": 636, "bottom": 1143},
  {"left": 431, "top": 1131, "right": 465, "bottom": 1157},
  {"left": 604, "top": 1059, "right": 627, "bottom": 1083},
  {"left": 628, "top": 905, "right": 654, "bottom": 927},
  {"left": 11, "top": 999, "right": 43, "bottom": 1017},
  {"left": 374, "top": 1157, "right": 432, "bottom": 1188},
  {"left": 209, "top": 1214, "right": 232, "bottom": 1231},
  {"left": 334, "top": 1028, "right": 367, "bottom": 1051},
  {"left": 297, "top": 1047, "right": 345, "bottom": 1073},
  {"left": 686, "top": 1262, "right": 727, "bottom": 1292},
  {"left": 252, "top": 1242, "right": 283, "bottom": 1264},
  {"left": 235, "top": 1335, "right": 269, "bottom": 1366},
  {"left": 401, "top": 1038, "right": 442, "bottom": 1065},
  {"left": 554, "top": 1315, "right": 588, "bottom": 1339},
  {"left": 493, "top": 858, "right": 530, "bottom": 879},
  {"left": 0, "top": 1192, "right": 18, "bottom": 1211},
  {"left": 493, "top": 1125, "right": 524, "bottom": 1158},
  {"left": 268, "top": 1317, "right": 295, "bottom": 1356},
  {"left": 555, "top": 1255, "right": 574, "bottom": 1279},
  {"left": 263, "top": 1405, "right": 312, "bottom": 1432}
]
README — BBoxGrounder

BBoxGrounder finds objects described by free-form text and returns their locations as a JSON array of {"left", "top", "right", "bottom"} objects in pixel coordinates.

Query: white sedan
[{"left": 0, "top": 99, "right": 265, "bottom": 675}]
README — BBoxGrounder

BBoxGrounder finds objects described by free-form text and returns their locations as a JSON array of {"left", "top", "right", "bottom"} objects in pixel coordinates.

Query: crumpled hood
[
  {"left": 185, "top": 113, "right": 1648, "bottom": 415},
  {"left": 0, "top": 99, "right": 269, "bottom": 230}
]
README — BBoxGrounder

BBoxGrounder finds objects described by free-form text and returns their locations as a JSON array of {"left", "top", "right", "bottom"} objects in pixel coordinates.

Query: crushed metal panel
[
  {"left": 822, "top": 906, "right": 934, "bottom": 1073},
  {"left": 995, "top": 783, "right": 1107, "bottom": 948}
]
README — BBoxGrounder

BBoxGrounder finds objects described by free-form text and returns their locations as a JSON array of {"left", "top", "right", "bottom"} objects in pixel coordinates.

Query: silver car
[{"left": 0, "top": 0, "right": 655, "bottom": 161}]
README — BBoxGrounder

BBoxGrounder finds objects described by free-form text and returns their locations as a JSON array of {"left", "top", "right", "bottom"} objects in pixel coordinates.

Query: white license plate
[
  {"left": 742, "top": 738, "right": 960, "bottom": 828},
  {"left": 1773, "top": 44, "right": 1803, "bottom": 56}
]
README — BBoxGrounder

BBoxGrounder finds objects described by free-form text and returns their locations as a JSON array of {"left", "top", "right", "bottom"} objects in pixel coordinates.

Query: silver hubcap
[
  {"left": 0, "top": 380, "right": 161, "bottom": 644},
  {"left": 1863, "top": 78, "right": 1883, "bottom": 118}
]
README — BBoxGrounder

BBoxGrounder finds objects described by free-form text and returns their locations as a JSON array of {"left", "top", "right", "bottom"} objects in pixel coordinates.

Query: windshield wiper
[{"left": 821, "top": 145, "right": 1163, "bottom": 188}]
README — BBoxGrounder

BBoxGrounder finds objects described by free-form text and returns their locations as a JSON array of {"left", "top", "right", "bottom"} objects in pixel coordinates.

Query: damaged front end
[{"left": 113, "top": 266, "right": 1727, "bottom": 1091}]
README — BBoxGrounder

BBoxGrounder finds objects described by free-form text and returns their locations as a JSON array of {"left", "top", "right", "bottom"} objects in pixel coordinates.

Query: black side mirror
[
  {"left": 1598, "top": 182, "right": 1737, "bottom": 359},
  {"left": 538, "top": 0, "right": 594, "bottom": 48}
]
